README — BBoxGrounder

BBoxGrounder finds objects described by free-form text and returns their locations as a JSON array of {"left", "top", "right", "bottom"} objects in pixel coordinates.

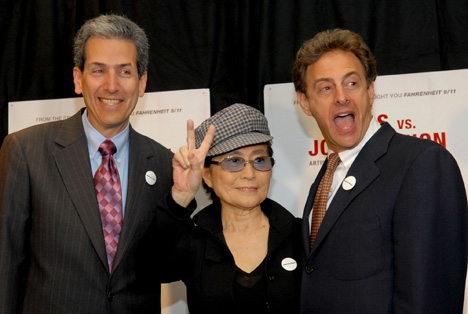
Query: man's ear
[
  {"left": 73, "top": 67, "right": 83, "bottom": 95},
  {"left": 138, "top": 71, "right": 148, "bottom": 97},
  {"left": 297, "top": 92, "right": 313, "bottom": 116},
  {"left": 367, "top": 81, "right": 375, "bottom": 107}
]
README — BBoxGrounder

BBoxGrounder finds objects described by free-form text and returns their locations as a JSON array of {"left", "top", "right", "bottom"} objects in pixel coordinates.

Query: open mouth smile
[
  {"left": 99, "top": 98, "right": 122, "bottom": 106},
  {"left": 334, "top": 113, "right": 355, "bottom": 130}
]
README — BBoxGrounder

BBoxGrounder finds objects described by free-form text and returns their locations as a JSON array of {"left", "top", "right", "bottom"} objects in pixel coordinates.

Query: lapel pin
[
  {"left": 145, "top": 171, "right": 157, "bottom": 185},
  {"left": 342, "top": 176, "right": 356, "bottom": 191},
  {"left": 281, "top": 257, "right": 297, "bottom": 271}
]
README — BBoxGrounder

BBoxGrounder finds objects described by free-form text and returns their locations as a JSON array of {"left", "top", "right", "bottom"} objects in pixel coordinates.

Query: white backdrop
[
  {"left": 9, "top": 88, "right": 212, "bottom": 314},
  {"left": 264, "top": 68, "right": 468, "bottom": 313}
]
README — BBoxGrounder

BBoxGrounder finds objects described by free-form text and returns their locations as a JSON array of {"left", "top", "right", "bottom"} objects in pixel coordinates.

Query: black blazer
[
  {"left": 166, "top": 198, "right": 302, "bottom": 314},
  {"left": 300, "top": 123, "right": 468, "bottom": 314},
  {"left": 0, "top": 109, "right": 189, "bottom": 314}
]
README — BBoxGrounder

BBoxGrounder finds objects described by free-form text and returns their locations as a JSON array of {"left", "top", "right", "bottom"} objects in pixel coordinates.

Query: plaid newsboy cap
[{"left": 195, "top": 103, "right": 273, "bottom": 157}]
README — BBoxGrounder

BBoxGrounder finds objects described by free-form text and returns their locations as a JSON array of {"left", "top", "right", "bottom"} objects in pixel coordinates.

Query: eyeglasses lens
[{"left": 220, "top": 157, "right": 274, "bottom": 172}]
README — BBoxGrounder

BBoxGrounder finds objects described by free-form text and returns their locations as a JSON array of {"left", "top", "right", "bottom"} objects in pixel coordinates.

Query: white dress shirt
[{"left": 308, "top": 118, "right": 381, "bottom": 228}]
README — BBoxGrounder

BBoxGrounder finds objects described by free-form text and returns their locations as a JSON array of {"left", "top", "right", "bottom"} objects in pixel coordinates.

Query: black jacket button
[{"left": 305, "top": 265, "right": 314, "bottom": 274}]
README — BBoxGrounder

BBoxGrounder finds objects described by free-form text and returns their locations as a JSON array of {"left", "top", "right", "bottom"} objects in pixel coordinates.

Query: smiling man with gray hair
[{"left": 0, "top": 14, "right": 212, "bottom": 314}]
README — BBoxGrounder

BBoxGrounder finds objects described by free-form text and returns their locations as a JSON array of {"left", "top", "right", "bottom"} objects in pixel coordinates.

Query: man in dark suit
[
  {"left": 0, "top": 14, "right": 213, "bottom": 313},
  {"left": 293, "top": 29, "right": 468, "bottom": 313}
]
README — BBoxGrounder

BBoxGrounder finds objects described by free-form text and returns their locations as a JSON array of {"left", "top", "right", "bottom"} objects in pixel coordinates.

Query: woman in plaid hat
[{"left": 170, "top": 104, "right": 302, "bottom": 314}]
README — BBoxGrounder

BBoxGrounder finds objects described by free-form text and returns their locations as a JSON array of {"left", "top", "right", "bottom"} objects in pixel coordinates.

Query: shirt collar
[
  {"left": 330, "top": 117, "right": 381, "bottom": 170},
  {"left": 81, "top": 109, "right": 130, "bottom": 160}
]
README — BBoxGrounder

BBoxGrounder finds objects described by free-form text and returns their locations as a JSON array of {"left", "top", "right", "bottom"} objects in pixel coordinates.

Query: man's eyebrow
[
  {"left": 87, "top": 62, "right": 133, "bottom": 68},
  {"left": 87, "top": 62, "right": 105, "bottom": 67},
  {"left": 313, "top": 71, "right": 361, "bottom": 86},
  {"left": 116, "top": 63, "right": 133, "bottom": 68},
  {"left": 343, "top": 71, "right": 360, "bottom": 79},
  {"left": 313, "top": 77, "right": 333, "bottom": 87}
]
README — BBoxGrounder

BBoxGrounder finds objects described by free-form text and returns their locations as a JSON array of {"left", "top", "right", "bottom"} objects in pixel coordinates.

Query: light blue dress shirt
[{"left": 81, "top": 110, "right": 130, "bottom": 216}]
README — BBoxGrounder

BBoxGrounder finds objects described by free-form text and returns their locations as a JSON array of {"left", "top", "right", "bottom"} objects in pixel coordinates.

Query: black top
[
  {"left": 233, "top": 259, "right": 267, "bottom": 313},
  {"left": 167, "top": 198, "right": 303, "bottom": 314}
]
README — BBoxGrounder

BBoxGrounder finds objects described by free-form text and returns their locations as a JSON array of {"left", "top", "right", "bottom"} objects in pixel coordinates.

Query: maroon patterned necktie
[
  {"left": 310, "top": 153, "right": 341, "bottom": 248},
  {"left": 95, "top": 140, "right": 123, "bottom": 272}
]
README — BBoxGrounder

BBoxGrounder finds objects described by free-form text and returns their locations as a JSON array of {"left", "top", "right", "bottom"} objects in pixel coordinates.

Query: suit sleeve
[
  {"left": 392, "top": 144, "right": 468, "bottom": 313},
  {"left": 153, "top": 192, "right": 194, "bottom": 283},
  {"left": 0, "top": 134, "right": 31, "bottom": 313}
]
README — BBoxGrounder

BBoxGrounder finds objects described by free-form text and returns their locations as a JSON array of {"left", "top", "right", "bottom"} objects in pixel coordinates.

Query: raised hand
[{"left": 171, "top": 119, "right": 215, "bottom": 207}]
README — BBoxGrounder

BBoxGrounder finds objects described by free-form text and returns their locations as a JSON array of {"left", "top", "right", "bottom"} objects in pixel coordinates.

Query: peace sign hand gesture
[{"left": 171, "top": 119, "right": 215, "bottom": 207}]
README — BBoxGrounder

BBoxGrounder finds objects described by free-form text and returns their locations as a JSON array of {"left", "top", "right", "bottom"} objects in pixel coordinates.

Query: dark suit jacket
[
  {"left": 0, "top": 109, "right": 188, "bottom": 314},
  {"left": 300, "top": 123, "right": 468, "bottom": 314}
]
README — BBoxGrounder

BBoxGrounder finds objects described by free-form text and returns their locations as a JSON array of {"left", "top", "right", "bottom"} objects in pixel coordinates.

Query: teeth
[
  {"left": 100, "top": 98, "right": 121, "bottom": 105},
  {"left": 338, "top": 113, "right": 349, "bottom": 117}
]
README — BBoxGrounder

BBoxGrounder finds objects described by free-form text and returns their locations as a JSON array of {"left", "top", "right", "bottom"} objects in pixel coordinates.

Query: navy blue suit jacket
[{"left": 300, "top": 123, "right": 468, "bottom": 314}]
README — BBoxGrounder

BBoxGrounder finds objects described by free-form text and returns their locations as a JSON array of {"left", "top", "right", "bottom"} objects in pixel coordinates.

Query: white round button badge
[
  {"left": 145, "top": 171, "right": 157, "bottom": 185},
  {"left": 281, "top": 257, "right": 297, "bottom": 271},
  {"left": 342, "top": 176, "right": 356, "bottom": 190}
]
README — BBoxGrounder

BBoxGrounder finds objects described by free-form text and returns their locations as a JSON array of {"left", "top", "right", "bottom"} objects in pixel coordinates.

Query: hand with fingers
[{"left": 171, "top": 119, "right": 215, "bottom": 207}]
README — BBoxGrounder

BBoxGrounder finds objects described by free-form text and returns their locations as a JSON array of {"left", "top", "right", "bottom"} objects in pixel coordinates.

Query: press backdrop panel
[
  {"left": 8, "top": 88, "right": 211, "bottom": 314},
  {"left": 264, "top": 68, "right": 468, "bottom": 313}
]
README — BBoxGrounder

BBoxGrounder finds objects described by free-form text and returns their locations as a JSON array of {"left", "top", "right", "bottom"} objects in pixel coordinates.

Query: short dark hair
[
  {"left": 73, "top": 14, "right": 149, "bottom": 78},
  {"left": 292, "top": 29, "right": 377, "bottom": 95}
]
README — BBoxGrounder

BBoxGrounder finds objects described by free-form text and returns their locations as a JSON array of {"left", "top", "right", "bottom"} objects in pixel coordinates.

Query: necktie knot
[
  {"left": 99, "top": 140, "right": 117, "bottom": 156},
  {"left": 326, "top": 152, "right": 341, "bottom": 172}
]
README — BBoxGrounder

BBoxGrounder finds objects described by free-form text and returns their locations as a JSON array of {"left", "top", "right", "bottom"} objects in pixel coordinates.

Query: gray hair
[{"left": 73, "top": 14, "right": 149, "bottom": 78}]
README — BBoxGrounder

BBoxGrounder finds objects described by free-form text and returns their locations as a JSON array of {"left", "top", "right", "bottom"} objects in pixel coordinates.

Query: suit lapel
[
  {"left": 53, "top": 109, "right": 109, "bottom": 270},
  {"left": 112, "top": 128, "right": 157, "bottom": 271},
  {"left": 308, "top": 123, "right": 396, "bottom": 256},
  {"left": 310, "top": 152, "right": 380, "bottom": 253},
  {"left": 302, "top": 165, "right": 326, "bottom": 257}
]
